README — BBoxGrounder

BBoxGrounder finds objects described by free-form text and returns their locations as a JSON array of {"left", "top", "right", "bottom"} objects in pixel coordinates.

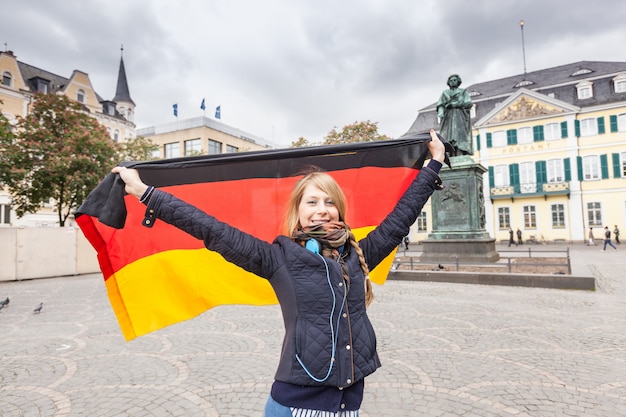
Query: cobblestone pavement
[{"left": 1, "top": 243, "right": 625, "bottom": 416}]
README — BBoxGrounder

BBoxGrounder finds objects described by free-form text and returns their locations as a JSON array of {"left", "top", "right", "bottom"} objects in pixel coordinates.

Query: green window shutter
[
  {"left": 476, "top": 134, "right": 481, "bottom": 151},
  {"left": 488, "top": 166, "right": 495, "bottom": 188},
  {"left": 575, "top": 120, "right": 581, "bottom": 137},
  {"left": 577, "top": 156, "right": 583, "bottom": 181},
  {"left": 510, "top": 163, "right": 520, "bottom": 193},
  {"left": 564, "top": 158, "right": 571, "bottom": 181},
  {"left": 535, "top": 161, "right": 547, "bottom": 184},
  {"left": 533, "top": 125, "right": 545, "bottom": 142},
  {"left": 610, "top": 115, "right": 618, "bottom": 133},
  {"left": 597, "top": 117, "right": 606, "bottom": 135},
  {"left": 612, "top": 153, "right": 621, "bottom": 178},
  {"left": 486, "top": 132, "right": 492, "bottom": 148},
  {"left": 560, "top": 121, "right": 568, "bottom": 138},
  {"left": 600, "top": 154, "right": 609, "bottom": 179},
  {"left": 507, "top": 129, "right": 517, "bottom": 145}
]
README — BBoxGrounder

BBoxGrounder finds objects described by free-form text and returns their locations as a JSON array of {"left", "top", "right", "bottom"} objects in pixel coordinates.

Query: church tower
[{"left": 112, "top": 45, "right": 135, "bottom": 123}]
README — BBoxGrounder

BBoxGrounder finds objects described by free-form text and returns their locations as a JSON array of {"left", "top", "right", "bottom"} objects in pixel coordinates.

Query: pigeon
[
  {"left": 33, "top": 302, "right": 43, "bottom": 314},
  {"left": 438, "top": 264, "right": 445, "bottom": 270},
  {"left": 0, "top": 297, "right": 8, "bottom": 307}
]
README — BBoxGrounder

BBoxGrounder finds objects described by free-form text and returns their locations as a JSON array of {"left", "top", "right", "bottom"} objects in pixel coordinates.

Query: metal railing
[{"left": 392, "top": 247, "right": 571, "bottom": 275}]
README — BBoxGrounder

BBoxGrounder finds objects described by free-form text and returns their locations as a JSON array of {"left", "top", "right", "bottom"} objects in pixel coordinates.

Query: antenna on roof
[
  {"left": 520, "top": 20, "right": 527, "bottom": 75},
  {"left": 120, "top": 44, "right": 124, "bottom": 57}
]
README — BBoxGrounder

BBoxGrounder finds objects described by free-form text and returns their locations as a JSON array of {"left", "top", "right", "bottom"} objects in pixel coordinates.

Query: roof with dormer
[{"left": 404, "top": 60, "right": 626, "bottom": 136}]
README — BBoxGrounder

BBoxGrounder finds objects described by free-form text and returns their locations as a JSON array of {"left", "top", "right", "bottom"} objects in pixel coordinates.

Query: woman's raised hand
[
  {"left": 111, "top": 166, "right": 149, "bottom": 199},
  {"left": 427, "top": 129, "right": 446, "bottom": 163}
]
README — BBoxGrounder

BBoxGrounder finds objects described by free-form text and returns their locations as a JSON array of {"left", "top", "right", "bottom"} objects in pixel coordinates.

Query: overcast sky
[{"left": 4, "top": 0, "right": 626, "bottom": 147}]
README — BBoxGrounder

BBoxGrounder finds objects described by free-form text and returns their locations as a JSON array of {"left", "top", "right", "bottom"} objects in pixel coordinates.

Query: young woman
[{"left": 112, "top": 130, "right": 446, "bottom": 416}]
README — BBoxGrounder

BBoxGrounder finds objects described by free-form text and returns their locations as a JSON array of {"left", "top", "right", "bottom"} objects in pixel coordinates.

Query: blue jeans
[
  {"left": 604, "top": 239, "right": 617, "bottom": 250},
  {"left": 264, "top": 396, "right": 292, "bottom": 417}
]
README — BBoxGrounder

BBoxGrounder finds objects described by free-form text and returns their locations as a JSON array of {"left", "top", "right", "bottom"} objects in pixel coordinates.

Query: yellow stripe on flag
[{"left": 106, "top": 226, "right": 396, "bottom": 340}]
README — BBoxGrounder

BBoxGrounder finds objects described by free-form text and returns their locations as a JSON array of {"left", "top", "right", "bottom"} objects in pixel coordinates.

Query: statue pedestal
[{"left": 420, "top": 155, "right": 499, "bottom": 263}]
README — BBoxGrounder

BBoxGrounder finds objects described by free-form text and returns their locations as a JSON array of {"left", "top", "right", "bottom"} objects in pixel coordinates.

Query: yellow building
[
  {"left": 137, "top": 116, "right": 275, "bottom": 159},
  {"left": 408, "top": 61, "right": 626, "bottom": 244},
  {"left": 0, "top": 49, "right": 136, "bottom": 226}
]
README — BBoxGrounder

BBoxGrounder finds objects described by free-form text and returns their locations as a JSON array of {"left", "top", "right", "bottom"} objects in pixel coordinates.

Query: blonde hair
[{"left": 284, "top": 171, "right": 374, "bottom": 306}]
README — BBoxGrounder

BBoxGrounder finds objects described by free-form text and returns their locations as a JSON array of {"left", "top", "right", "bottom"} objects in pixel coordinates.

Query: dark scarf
[{"left": 292, "top": 221, "right": 349, "bottom": 260}]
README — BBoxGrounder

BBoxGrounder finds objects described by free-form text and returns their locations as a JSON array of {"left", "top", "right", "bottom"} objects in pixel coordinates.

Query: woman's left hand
[{"left": 427, "top": 129, "right": 446, "bottom": 163}]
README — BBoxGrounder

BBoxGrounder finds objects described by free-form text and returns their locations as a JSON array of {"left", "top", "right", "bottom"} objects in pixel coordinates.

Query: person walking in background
[
  {"left": 508, "top": 226, "right": 517, "bottom": 247},
  {"left": 516, "top": 228, "right": 523, "bottom": 245},
  {"left": 588, "top": 227, "right": 596, "bottom": 246},
  {"left": 403, "top": 236, "right": 410, "bottom": 250},
  {"left": 614, "top": 225, "right": 621, "bottom": 244},
  {"left": 603, "top": 226, "right": 618, "bottom": 251}
]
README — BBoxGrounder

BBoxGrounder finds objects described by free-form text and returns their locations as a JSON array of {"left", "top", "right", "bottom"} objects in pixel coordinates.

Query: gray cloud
[{"left": 3, "top": 0, "right": 625, "bottom": 146}]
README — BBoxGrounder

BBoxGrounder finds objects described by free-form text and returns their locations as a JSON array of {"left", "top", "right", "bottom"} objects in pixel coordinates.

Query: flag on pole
[
  {"left": 75, "top": 134, "right": 441, "bottom": 340},
  {"left": 172, "top": 103, "right": 178, "bottom": 117},
  {"left": 215, "top": 105, "right": 221, "bottom": 119},
  {"left": 200, "top": 98, "right": 205, "bottom": 111}
]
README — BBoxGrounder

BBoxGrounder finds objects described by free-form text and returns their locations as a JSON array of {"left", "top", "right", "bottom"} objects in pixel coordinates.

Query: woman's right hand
[{"left": 111, "top": 166, "right": 149, "bottom": 199}]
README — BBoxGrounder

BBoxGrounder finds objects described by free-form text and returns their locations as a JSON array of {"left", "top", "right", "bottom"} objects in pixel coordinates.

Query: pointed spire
[{"left": 113, "top": 45, "right": 135, "bottom": 105}]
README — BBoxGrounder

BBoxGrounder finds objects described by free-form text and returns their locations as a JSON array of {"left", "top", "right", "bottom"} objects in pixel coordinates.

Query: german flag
[{"left": 76, "top": 134, "right": 439, "bottom": 340}]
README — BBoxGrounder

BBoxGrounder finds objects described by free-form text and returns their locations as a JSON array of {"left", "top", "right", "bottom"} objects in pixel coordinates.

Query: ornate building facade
[
  {"left": 0, "top": 49, "right": 136, "bottom": 226},
  {"left": 408, "top": 61, "right": 626, "bottom": 243}
]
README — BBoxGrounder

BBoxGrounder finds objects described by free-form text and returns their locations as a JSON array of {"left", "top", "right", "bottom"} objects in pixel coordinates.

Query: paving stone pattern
[{"left": 1, "top": 243, "right": 624, "bottom": 416}]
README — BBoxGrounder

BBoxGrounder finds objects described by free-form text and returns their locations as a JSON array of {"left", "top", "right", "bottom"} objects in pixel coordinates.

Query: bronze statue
[{"left": 436, "top": 74, "right": 473, "bottom": 156}]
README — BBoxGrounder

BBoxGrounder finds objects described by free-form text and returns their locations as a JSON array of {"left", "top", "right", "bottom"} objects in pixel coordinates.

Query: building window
[
  {"left": 587, "top": 202, "right": 602, "bottom": 227},
  {"left": 185, "top": 138, "right": 201, "bottom": 156},
  {"left": 36, "top": 79, "right": 49, "bottom": 93},
  {"left": 208, "top": 139, "right": 221, "bottom": 154},
  {"left": 617, "top": 114, "right": 626, "bottom": 132},
  {"left": 523, "top": 205, "right": 537, "bottom": 228},
  {"left": 2, "top": 71, "right": 12, "bottom": 87},
  {"left": 517, "top": 127, "right": 533, "bottom": 144},
  {"left": 582, "top": 155, "right": 600, "bottom": 180},
  {"left": 551, "top": 204, "right": 566, "bottom": 228},
  {"left": 492, "top": 130, "right": 506, "bottom": 148},
  {"left": 113, "top": 129, "right": 119, "bottom": 142},
  {"left": 226, "top": 144, "right": 239, "bottom": 153},
  {"left": 545, "top": 123, "right": 561, "bottom": 140},
  {"left": 164, "top": 142, "right": 180, "bottom": 158},
  {"left": 77, "top": 89, "right": 85, "bottom": 103},
  {"left": 498, "top": 207, "right": 510, "bottom": 229},
  {"left": 613, "top": 74, "right": 626, "bottom": 93},
  {"left": 579, "top": 118, "right": 597, "bottom": 137},
  {"left": 519, "top": 162, "right": 536, "bottom": 193},
  {"left": 547, "top": 159, "right": 564, "bottom": 183},
  {"left": 0, "top": 203, "right": 10, "bottom": 224},
  {"left": 417, "top": 212, "right": 427, "bottom": 232},
  {"left": 494, "top": 165, "right": 509, "bottom": 187},
  {"left": 576, "top": 81, "right": 593, "bottom": 99},
  {"left": 621, "top": 151, "right": 626, "bottom": 177}
]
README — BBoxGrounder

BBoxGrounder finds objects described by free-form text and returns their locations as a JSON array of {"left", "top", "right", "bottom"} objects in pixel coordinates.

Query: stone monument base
[{"left": 420, "top": 238, "right": 499, "bottom": 263}]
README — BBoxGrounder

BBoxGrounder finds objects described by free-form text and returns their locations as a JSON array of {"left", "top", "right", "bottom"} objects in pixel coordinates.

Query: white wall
[{"left": 0, "top": 227, "right": 99, "bottom": 281}]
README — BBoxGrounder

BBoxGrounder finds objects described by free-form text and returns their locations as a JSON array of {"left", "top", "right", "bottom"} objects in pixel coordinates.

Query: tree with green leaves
[
  {"left": 290, "top": 120, "right": 392, "bottom": 147},
  {"left": 119, "top": 135, "right": 159, "bottom": 162},
  {"left": 323, "top": 120, "right": 392, "bottom": 145},
  {"left": 290, "top": 136, "right": 311, "bottom": 148},
  {"left": 0, "top": 93, "right": 123, "bottom": 226}
]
